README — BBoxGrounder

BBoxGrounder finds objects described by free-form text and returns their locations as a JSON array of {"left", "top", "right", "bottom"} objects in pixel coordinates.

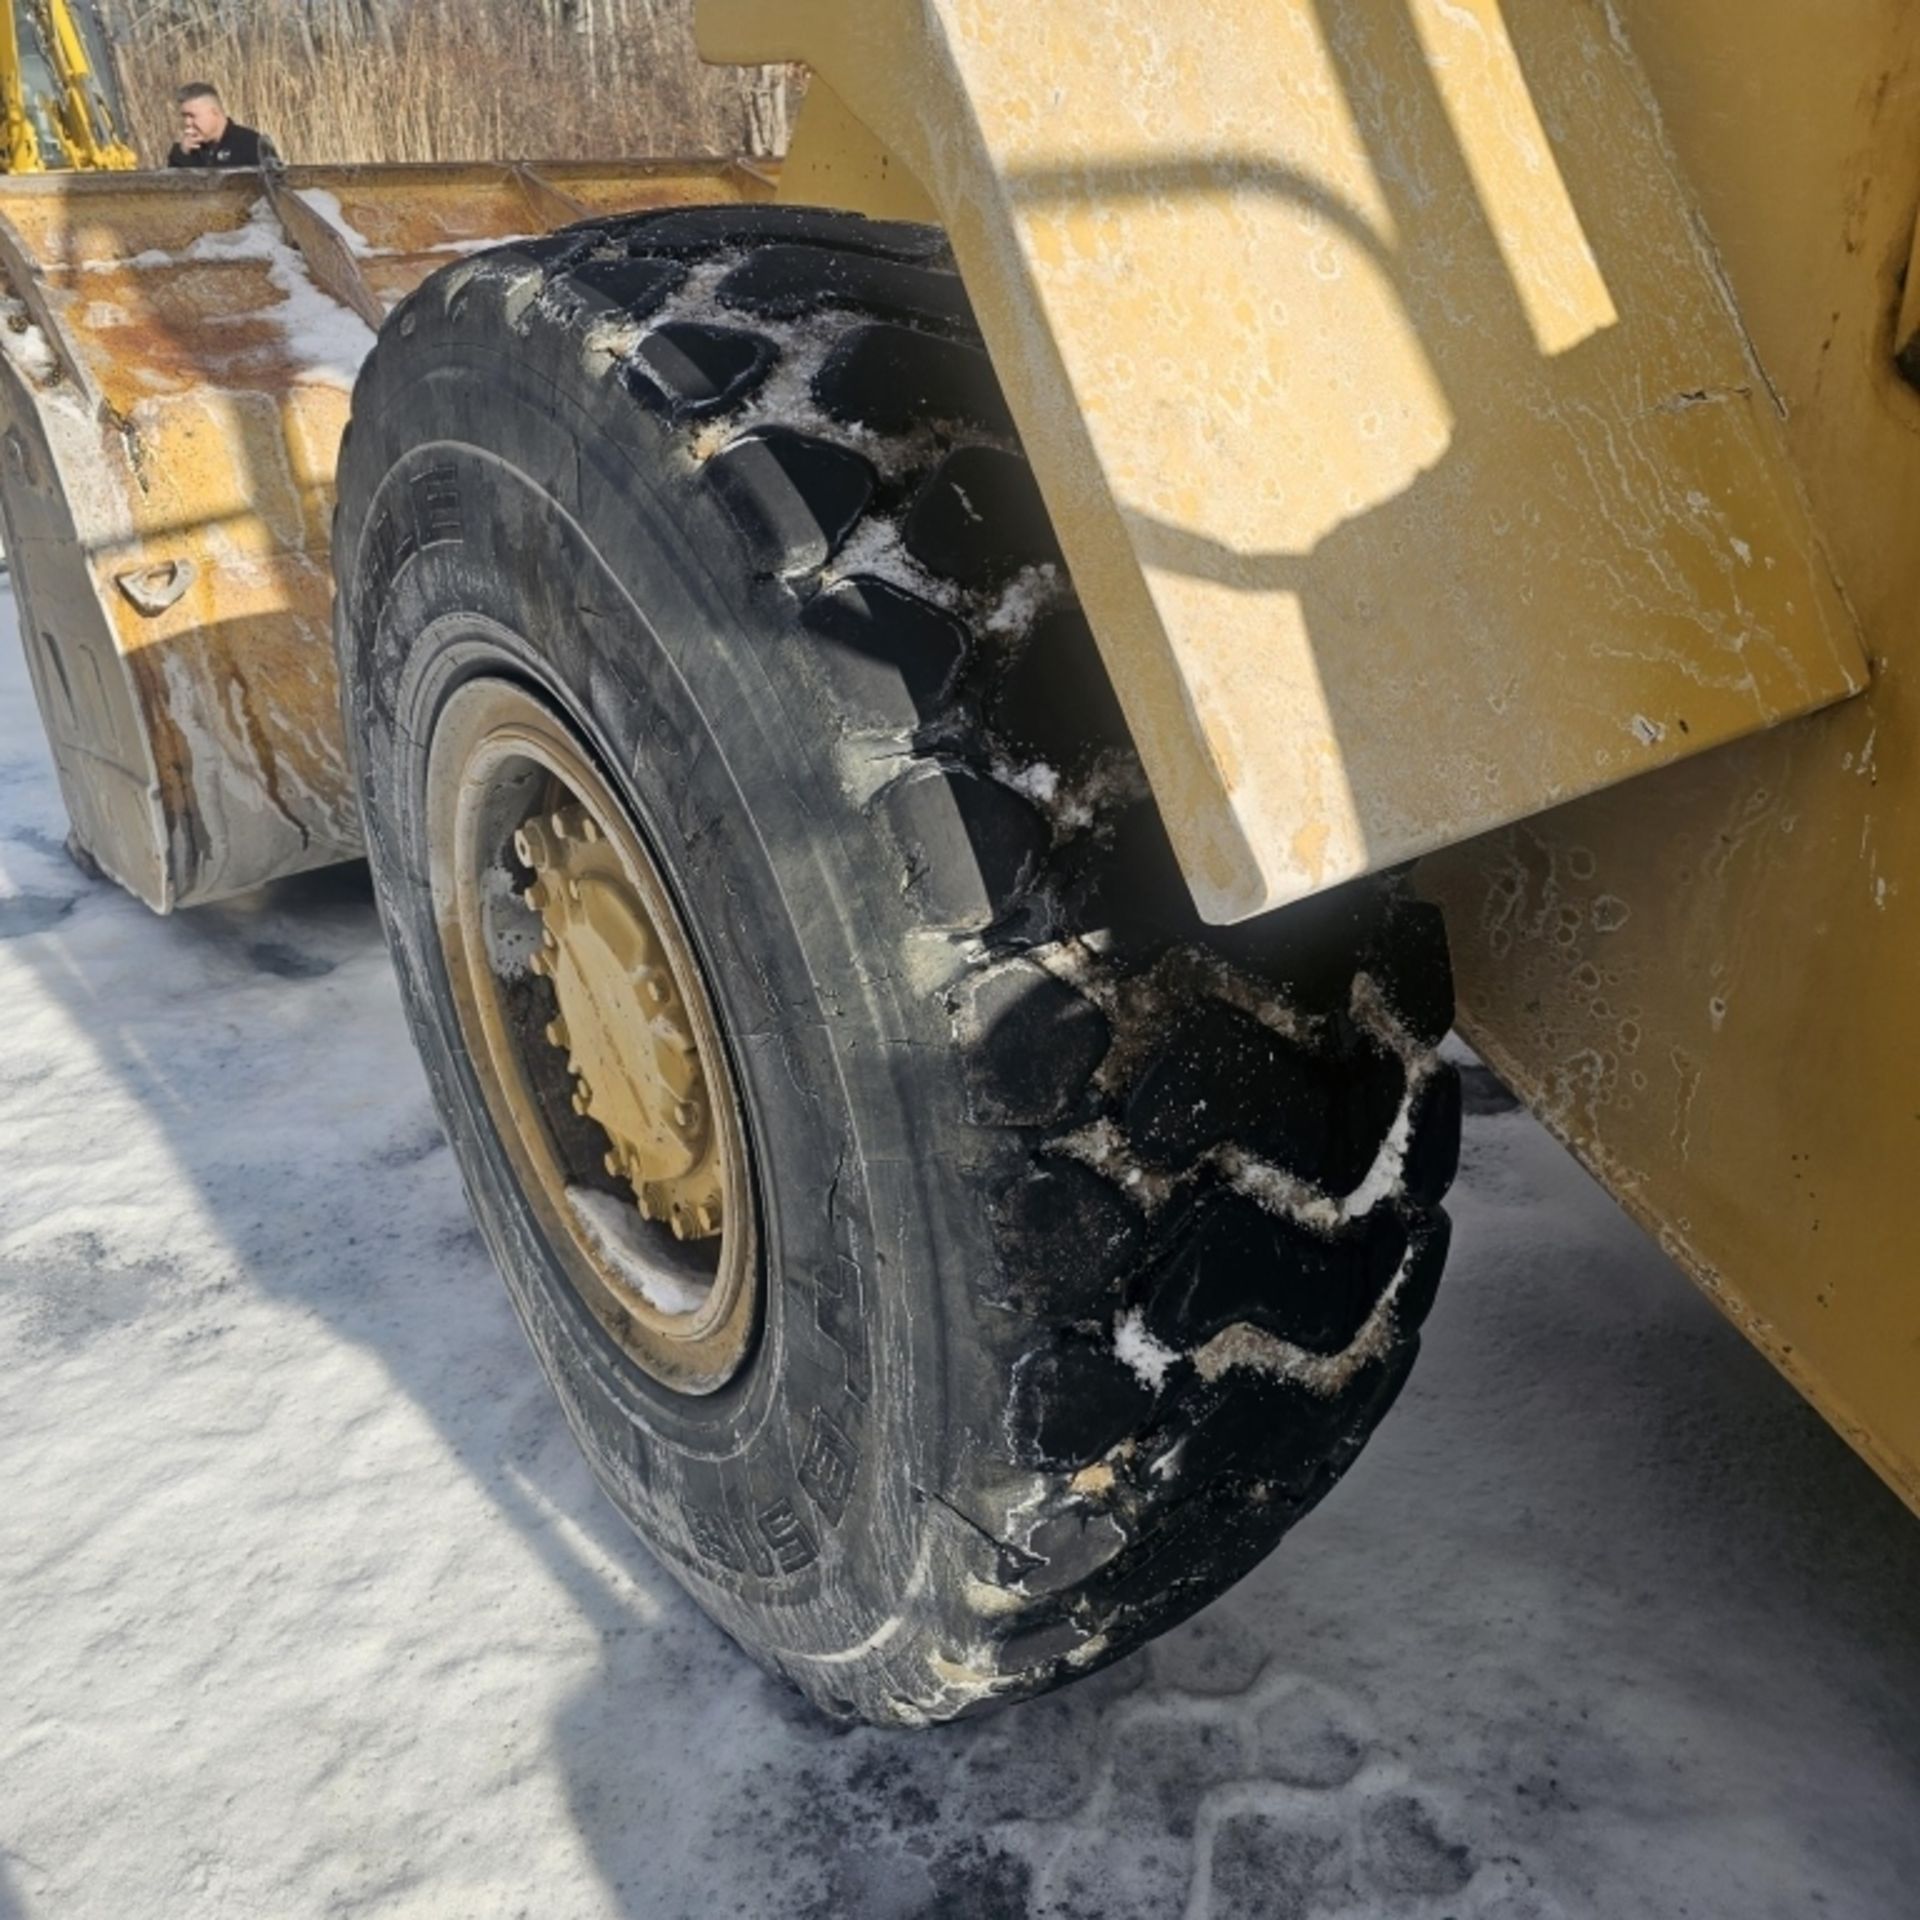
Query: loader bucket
[{"left": 0, "top": 158, "right": 773, "bottom": 911}]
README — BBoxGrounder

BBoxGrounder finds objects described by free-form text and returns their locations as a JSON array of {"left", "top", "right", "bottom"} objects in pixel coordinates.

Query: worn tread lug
[
  {"left": 718, "top": 245, "right": 975, "bottom": 331},
  {"left": 1124, "top": 1002, "right": 1332, "bottom": 1181},
  {"left": 623, "top": 321, "right": 774, "bottom": 421},
  {"left": 801, "top": 575, "right": 969, "bottom": 729},
  {"left": 957, "top": 959, "right": 1111, "bottom": 1127},
  {"left": 1010, "top": 1334, "right": 1159, "bottom": 1469},
  {"left": 560, "top": 251, "right": 685, "bottom": 318},
  {"left": 986, "top": 1163, "right": 1145, "bottom": 1319},
  {"left": 904, "top": 445, "right": 1059, "bottom": 591},
  {"left": 1401, "top": 1067, "right": 1462, "bottom": 1207},
  {"left": 813, "top": 322, "right": 1013, "bottom": 437},
  {"left": 989, "top": 606, "right": 1131, "bottom": 772},
  {"left": 1138, "top": 1190, "right": 1407, "bottom": 1355},
  {"left": 705, "top": 427, "right": 876, "bottom": 578},
  {"left": 875, "top": 764, "right": 1047, "bottom": 931}
]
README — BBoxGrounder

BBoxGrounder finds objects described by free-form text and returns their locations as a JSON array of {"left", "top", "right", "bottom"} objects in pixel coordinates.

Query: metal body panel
[
  {"left": 777, "top": 77, "right": 938, "bottom": 224},
  {"left": 0, "top": 160, "right": 771, "bottom": 910},
  {"left": 1423, "top": 0, "right": 1920, "bottom": 1516},
  {"left": 702, "top": 0, "right": 1867, "bottom": 922}
]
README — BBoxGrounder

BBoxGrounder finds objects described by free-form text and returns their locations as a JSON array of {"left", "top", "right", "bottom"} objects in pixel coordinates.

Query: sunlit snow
[{"left": 0, "top": 586, "right": 1913, "bottom": 1918}]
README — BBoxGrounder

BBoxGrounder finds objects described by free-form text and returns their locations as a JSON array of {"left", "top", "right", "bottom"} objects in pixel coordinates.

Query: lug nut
[
  {"left": 545, "top": 1018, "right": 568, "bottom": 1049},
  {"left": 516, "top": 818, "right": 560, "bottom": 869},
  {"left": 695, "top": 1203, "right": 719, "bottom": 1235}
]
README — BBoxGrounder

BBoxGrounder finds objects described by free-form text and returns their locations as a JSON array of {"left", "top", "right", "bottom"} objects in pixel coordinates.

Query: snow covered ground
[{"left": 0, "top": 586, "right": 1915, "bottom": 1920}]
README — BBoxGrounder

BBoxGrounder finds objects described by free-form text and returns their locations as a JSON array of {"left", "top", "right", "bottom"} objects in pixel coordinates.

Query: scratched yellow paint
[
  {"left": 701, "top": 0, "right": 1867, "bottom": 921},
  {"left": 1422, "top": 0, "right": 1920, "bottom": 1518}
]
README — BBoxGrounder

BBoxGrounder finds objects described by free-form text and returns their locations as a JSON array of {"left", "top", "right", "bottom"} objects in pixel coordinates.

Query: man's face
[{"left": 179, "top": 97, "right": 227, "bottom": 149}]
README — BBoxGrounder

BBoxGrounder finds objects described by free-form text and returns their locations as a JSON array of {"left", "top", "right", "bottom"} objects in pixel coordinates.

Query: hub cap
[{"left": 519, "top": 804, "right": 726, "bottom": 1243}]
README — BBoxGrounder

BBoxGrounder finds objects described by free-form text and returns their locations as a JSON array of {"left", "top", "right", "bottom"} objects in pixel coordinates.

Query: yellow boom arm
[
  {"left": 1, "top": 0, "right": 135, "bottom": 174},
  {"left": 40, "top": 0, "right": 135, "bottom": 170}
]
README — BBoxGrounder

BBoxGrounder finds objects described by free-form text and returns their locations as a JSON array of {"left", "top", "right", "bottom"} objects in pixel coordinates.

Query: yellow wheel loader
[{"left": 0, "top": 0, "right": 1913, "bottom": 1726}]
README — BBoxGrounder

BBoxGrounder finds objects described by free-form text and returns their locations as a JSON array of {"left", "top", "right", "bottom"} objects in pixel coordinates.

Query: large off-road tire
[{"left": 333, "top": 206, "right": 1460, "bottom": 1726}]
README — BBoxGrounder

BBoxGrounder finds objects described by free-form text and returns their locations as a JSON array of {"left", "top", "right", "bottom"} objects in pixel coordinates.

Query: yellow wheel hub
[
  {"left": 520, "top": 804, "right": 724, "bottom": 1242},
  {"left": 425, "top": 676, "right": 758, "bottom": 1395}
]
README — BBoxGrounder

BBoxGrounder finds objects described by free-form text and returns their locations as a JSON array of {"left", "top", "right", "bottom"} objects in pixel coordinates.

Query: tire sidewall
[{"left": 339, "top": 325, "right": 989, "bottom": 1686}]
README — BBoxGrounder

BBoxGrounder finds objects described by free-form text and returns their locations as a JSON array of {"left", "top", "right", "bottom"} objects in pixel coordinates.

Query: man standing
[{"left": 166, "top": 84, "right": 266, "bottom": 169}]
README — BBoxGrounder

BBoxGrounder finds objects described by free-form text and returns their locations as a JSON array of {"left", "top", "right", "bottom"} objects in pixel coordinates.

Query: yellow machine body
[
  {"left": 1422, "top": 0, "right": 1920, "bottom": 1518},
  {"left": 696, "top": 0, "right": 1920, "bottom": 1515},
  {"left": 0, "top": 5, "right": 1914, "bottom": 1513}
]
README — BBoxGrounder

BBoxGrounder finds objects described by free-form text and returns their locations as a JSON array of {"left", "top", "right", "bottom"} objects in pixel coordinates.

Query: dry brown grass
[{"left": 104, "top": 1, "right": 795, "bottom": 167}]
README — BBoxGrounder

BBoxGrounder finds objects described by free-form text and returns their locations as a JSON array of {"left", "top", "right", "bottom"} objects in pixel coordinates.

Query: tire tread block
[
  {"left": 705, "top": 427, "right": 876, "bottom": 578},
  {"left": 800, "top": 576, "right": 969, "bottom": 729},
  {"left": 561, "top": 252, "right": 685, "bottom": 318},
  {"left": 1402, "top": 1068, "right": 1462, "bottom": 1207},
  {"left": 1138, "top": 1190, "right": 1406, "bottom": 1356},
  {"left": 988, "top": 606, "right": 1131, "bottom": 772},
  {"left": 625, "top": 322, "right": 775, "bottom": 422},
  {"left": 986, "top": 1163, "right": 1146, "bottom": 1320},
  {"left": 905, "top": 445, "right": 1060, "bottom": 591},
  {"left": 1124, "top": 1002, "right": 1333, "bottom": 1182},
  {"left": 1363, "top": 899, "right": 1455, "bottom": 1049},
  {"left": 1011, "top": 1334, "right": 1159, "bottom": 1469},
  {"left": 958, "top": 959, "right": 1111, "bottom": 1127},
  {"left": 876, "top": 765, "right": 1047, "bottom": 931},
  {"left": 719, "top": 246, "right": 975, "bottom": 332},
  {"left": 814, "top": 323, "right": 1013, "bottom": 438}
]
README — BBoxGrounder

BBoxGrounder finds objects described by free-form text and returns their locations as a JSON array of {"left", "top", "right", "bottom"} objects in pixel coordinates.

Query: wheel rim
[{"left": 425, "top": 676, "right": 758, "bottom": 1394}]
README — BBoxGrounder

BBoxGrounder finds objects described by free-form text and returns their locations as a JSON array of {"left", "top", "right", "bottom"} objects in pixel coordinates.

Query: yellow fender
[{"left": 702, "top": 0, "right": 1866, "bottom": 922}]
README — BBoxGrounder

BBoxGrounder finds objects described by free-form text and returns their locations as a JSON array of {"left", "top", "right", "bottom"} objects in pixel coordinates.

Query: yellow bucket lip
[{"left": 0, "top": 154, "right": 774, "bottom": 916}]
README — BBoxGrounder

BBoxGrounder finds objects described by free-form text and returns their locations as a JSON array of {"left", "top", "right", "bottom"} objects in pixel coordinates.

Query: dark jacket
[{"left": 166, "top": 120, "right": 266, "bottom": 169}]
